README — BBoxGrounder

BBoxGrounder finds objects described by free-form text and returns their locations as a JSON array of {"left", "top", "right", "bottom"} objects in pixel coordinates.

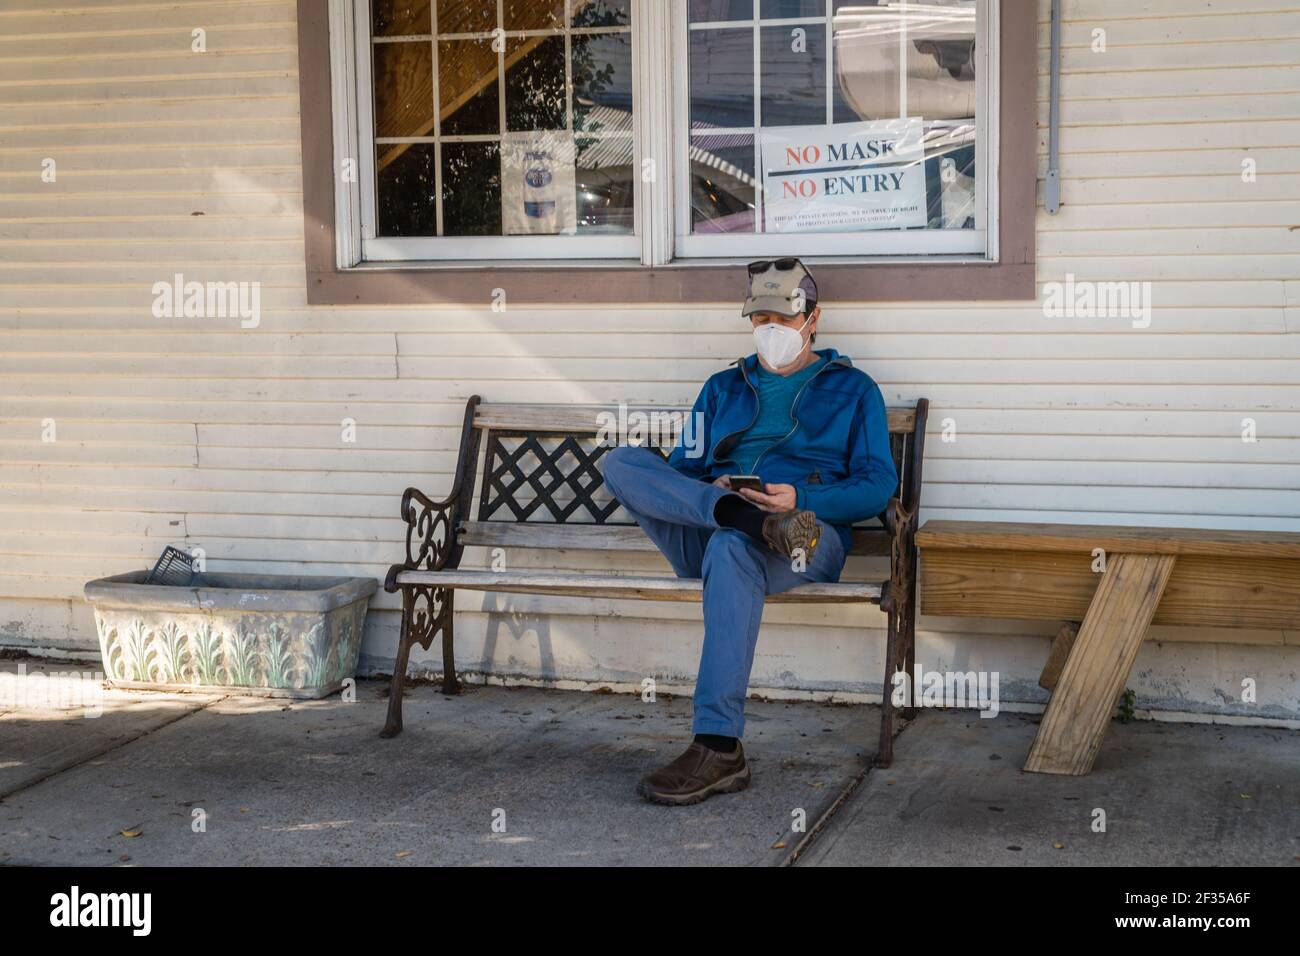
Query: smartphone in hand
[{"left": 729, "top": 475, "right": 764, "bottom": 492}]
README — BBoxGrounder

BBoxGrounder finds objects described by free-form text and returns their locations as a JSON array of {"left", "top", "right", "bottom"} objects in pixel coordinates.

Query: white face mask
[{"left": 752, "top": 314, "right": 811, "bottom": 370}]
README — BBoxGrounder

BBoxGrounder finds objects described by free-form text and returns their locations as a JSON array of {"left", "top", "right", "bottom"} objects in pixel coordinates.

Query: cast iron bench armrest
[
  {"left": 383, "top": 397, "right": 487, "bottom": 594},
  {"left": 383, "top": 486, "right": 462, "bottom": 593}
]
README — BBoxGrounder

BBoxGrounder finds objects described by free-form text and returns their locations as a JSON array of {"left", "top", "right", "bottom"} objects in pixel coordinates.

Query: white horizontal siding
[{"left": 0, "top": 0, "right": 1296, "bottom": 706}]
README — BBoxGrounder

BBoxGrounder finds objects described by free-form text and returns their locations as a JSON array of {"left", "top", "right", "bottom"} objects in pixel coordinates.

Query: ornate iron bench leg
[
  {"left": 440, "top": 590, "right": 459, "bottom": 695},
  {"left": 381, "top": 587, "right": 418, "bottom": 738},
  {"left": 877, "top": 586, "right": 901, "bottom": 767},
  {"left": 381, "top": 584, "right": 458, "bottom": 737},
  {"left": 901, "top": 541, "right": 919, "bottom": 721},
  {"left": 876, "top": 496, "right": 918, "bottom": 767}
]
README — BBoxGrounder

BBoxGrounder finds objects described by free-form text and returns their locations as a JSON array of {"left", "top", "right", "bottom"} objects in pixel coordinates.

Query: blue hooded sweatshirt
[{"left": 667, "top": 347, "right": 899, "bottom": 554}]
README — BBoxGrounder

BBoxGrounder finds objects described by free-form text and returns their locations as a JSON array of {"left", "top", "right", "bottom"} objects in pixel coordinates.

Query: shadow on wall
[{"left": 480, "top": 593, "right": 555, "bottom": 681}]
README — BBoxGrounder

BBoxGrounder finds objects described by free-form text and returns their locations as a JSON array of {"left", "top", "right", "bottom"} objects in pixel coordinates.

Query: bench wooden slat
[
  {"left": 461, "top": 521, "right": 658, "bottom": 551},
  {"left": 395, "top": 569, "right": 883, "bottom": 604},
  {"left": 474, "top": 403, "right": 917, "bottom": 434},
  {"left": 461, "top": 520, "right": 893, "bottom": 557},
  {"left": 916, "top": 520, "right": 1300, "bottom": 560}
]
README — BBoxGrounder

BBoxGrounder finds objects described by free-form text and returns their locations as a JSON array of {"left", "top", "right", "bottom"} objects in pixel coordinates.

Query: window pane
[
  {"left": 573, "top": 32, "right": 634, "bottom": 132},
  {"left": 689, "top": 0, "right": 754, "bottom": 22},
  {"left": 374, "top": 0, "right": 431, "bottom": 36},
  {"left": 438, "top": 0, "right": 495, "bottom": 33},
  {"left": 689, "top": 29, "right": 753, "bottom": 129},
  {"left": 373, "top": 41, "right": 434, "bottom": 137},
  {"left": 504, "top": 0, "right": 564, "bottom": 31},
  {"left": 833, "top": 2, "right": 977, "bottom": 122},
  {"left": 573, "top": 0, "right": 631, "bottom": 28},
  {"left": 576, "top": 135, "right": 635, "bottom": 233},
  {"left": 760, "top": 24, "right": 826, "bottom": 126},
  {"left": 761, "top": 0, "right": 824, "bottom": 17},
  {"left": 690, "top": 133, "right": 756, "bottom": 234},
  {"left": 497, "top": 131, "right": 635, "bottom": 237},
  {"left": 502, "top": 134, "right": 572, "bottom": 235},
  {"left": 442, "top": 141, "right": 502, "bottom": 236},
  {"left": 376, "top": 144, "right": 438, "bottom": 236},
  {"left": 438, "top": 38, "right": 500, "bottom": 136},
  {"left": 506, "top": 36, "right": 567, "bottom": 131},
  {"left": 926, "top": 127, "right": 976, "bottom": 229}
]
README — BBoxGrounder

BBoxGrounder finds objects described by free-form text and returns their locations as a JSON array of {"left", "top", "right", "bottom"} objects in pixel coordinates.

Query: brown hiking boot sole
[
  {"left": 636, "top": 763, "right": 752, "bottom": 806},
  {"left": 762, "top": 508, "right": 820, "bottom": 562}
]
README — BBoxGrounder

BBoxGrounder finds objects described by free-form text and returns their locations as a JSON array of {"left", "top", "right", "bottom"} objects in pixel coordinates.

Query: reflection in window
[
  {"left": 691, "top": 133, "right": 757, "bottom": 234},
  {"left": 372, "top": 40, "right": 434, "bottom": 138},
  {"left": 760, "top": 23, "right": 827, "bottom": 126},
  {"left": 506, "top": 36, "right": 567, "bottom": 132}
]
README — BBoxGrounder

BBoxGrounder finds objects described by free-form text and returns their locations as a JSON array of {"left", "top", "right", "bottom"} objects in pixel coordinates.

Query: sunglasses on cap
[{"left": 747, "top": 257, "right": 807, "bottom": 275}]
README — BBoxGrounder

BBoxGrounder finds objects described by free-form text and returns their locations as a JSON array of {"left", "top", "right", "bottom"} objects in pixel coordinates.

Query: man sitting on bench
[{"left": 602, "top": 258, "right": 898, "bottom": 805}]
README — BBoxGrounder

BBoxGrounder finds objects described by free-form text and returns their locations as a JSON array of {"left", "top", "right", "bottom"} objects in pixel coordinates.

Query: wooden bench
[
  {"left": 917, "top": 520, "right": 1300, "bottom": 775},
  {"left": 382, "top": 395, "right": 930, "bottom": 765}
]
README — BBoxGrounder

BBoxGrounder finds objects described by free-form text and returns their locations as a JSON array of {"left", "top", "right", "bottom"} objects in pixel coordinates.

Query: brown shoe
[
  {"left": 762, "top": 508, "right": 821, "bottom": 562},
  {"left": 636, "top": 741, "right": 751, "bottom": 806}
]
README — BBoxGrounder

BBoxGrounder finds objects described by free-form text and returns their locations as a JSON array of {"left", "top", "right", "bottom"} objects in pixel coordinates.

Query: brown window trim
[{"left": 296, "top": 1, "right": 1036, "bottom": 306}]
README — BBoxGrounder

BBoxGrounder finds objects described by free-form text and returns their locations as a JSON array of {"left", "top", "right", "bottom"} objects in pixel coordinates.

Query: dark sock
[
  {"left": 694, "top": 733, "right": 738, "bottom": 754},
  {"left": 714, "top": 494, "right": 767, "bottom": 546}
]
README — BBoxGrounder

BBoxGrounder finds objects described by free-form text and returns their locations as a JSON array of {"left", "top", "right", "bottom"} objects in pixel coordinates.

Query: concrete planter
[{"left": 84, "top": 571, "right": 378, "bottom": 699}]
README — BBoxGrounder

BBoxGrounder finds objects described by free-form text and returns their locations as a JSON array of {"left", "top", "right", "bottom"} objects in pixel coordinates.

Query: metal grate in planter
[{"left": 144, "top": 546, "right": 195, "bottom": 586}]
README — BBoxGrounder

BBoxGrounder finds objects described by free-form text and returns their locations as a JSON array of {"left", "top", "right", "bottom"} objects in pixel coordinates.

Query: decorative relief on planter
[{"left": 85, "top": 572, "right": 377, "bottom": 700}]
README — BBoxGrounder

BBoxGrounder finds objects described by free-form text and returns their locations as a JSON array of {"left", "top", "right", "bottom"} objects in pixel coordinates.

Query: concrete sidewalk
[
  {"left": 2, "top": 659, "right": 1297, "bottom": 866},
  {"left": 0, "top": 659, "right": 870, "bottom": 866},
  {"left": 798, "top": 708, "right": 1300, "bottom": 866}
]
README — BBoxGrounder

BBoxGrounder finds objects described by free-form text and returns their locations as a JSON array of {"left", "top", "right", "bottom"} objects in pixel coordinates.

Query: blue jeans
[{"left": 601, "top": 445, "right": 847, "bottom": 738}]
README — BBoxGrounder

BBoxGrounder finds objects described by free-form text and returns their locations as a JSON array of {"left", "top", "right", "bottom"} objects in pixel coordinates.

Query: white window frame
[{"left": 328, "top": 0, "right": 998, "bottom": 269}]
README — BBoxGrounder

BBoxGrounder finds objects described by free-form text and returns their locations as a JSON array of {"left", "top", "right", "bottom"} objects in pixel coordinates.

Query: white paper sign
[
  {"left": 760, "top": 119, "right": 927, "bottom": 233},
  {"left": 501, "top": 131, "right": 577, "bottom": 236}
]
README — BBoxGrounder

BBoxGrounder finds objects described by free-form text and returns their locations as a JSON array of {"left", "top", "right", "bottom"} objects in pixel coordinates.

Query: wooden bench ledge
[
  {"left": 916, "top": 517, "right": 1300, "bottom": 775},
  {"left": 395, "top": 569, "right": 883, "bottom": 604},
  {"left": 917, "top": 520, "right": 1300, "bottom": 560}
]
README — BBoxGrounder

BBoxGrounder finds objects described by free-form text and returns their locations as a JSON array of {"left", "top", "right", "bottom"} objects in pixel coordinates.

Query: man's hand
[
  {"left": 712, "top": 475, "right": 732, "bottom": 489},
  {"left": 739, "top": 483, "right": 797, "bottom": 513}
]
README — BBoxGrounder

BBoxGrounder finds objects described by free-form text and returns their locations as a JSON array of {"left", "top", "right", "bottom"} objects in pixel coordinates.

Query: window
[
  {"left": 335, "top": 0, "right": 996, "bottom": 266},
  {"left": 678, "top": 0, "right": 991, "bottom": 258},
  {"left": 356, "top": 0, "right": 637, "bottom": 261}
]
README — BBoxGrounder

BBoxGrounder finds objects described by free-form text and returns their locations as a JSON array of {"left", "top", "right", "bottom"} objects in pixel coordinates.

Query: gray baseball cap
[{"left": 742, "top": 258, "right": 819, "bottom": 317}]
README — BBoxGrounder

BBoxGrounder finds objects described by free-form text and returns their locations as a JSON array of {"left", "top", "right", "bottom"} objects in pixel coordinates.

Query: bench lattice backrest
[{"left": 449, "top": 400, "right": 928, "bottom": 558}]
